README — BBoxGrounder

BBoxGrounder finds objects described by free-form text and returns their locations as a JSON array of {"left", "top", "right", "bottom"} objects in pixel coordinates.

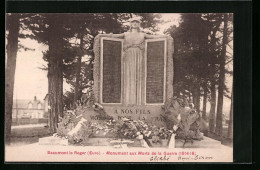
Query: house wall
[{"left": 12, "top": 108, "right": 44, "bottom": 118}]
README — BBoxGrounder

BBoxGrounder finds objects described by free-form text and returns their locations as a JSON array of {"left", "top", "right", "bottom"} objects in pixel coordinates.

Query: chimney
[{"left": 34, "top": 96, "right": 37, "bottom": 101}]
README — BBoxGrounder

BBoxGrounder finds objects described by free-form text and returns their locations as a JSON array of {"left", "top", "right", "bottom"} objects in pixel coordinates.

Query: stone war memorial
[
  {"left": 39, "top": 17, "right": 215, "bottom": 149},
  {"left": 91, "top": 22, "right": 174, "bottom": 126}
]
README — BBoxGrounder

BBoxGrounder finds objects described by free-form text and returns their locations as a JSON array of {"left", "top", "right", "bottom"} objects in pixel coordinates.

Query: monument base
[{"left": 38, "top": 135, "right": 222, "bottom": 148}]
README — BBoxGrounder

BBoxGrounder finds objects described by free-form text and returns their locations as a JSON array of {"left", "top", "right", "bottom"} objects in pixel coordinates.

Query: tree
[
  {"left": 5, "top": 13, "right": 20, "bottom": 144},
  {"left": 5, "top": 13, "right": 47, "bottom": 143},
  {"left": 227, "top": 83, "right": 233, "bottom": 139},
  {"left": 206, "top": 13, "right": 233, "bottom": 134},
  {"left": 207, "top": 14, "right": 223, "bottom": 133},
  {"left": 209, "top": 72, "right": 217, "bottom": 133},
  {"left": 62, "top": 13, "right": 127, "bottom": 108},
  {"left": 215, "top": 14, "right": 229, "bottom": 136},
  {"left": 68, "top": 14, "right": 126, "bottom": 107},
  {"left": 73, "top": 30, "right": 84, "bottom": 107},
  {"left": 165, "top": 14, "right": 211, "bottom": 113},
  {"left": 46, "top": 14, "right": 65, "bottom": 132},
  {"left": 202, "top": 83, "right": 208, "bottom": 120},
  {"left": 23, "top": 14, "right": 75, "bottom": 132}
]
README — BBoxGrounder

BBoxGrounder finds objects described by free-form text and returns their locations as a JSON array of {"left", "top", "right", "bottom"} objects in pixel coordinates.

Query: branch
[
  {"left": 225, "top": 58, "right": 233, "bottom": 65},
  {"left": 226, "top": 51, "right": 233, "bottom": 56},
  {"left": 18, "top": 44, "right": 35, "bottom": 51},
  {"left": 227, "top": 43, "right": 233, "bottom": 50},
  {"left": 227, "top": 38, "right": 233, "bottom": 44},
  {"left": 224, "top": 93, "right": 231, "bottom": 99},
  {"left": 38, "top": 64, "right": 48, "bottom": 71}
]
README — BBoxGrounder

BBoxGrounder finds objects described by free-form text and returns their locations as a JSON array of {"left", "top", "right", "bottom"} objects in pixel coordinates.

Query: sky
[
  {"left": 11, "top": 13, "right": 232, "bottom": 114},
  {"left": 13, "top": 38, "right": 48, "bottom": 100}
]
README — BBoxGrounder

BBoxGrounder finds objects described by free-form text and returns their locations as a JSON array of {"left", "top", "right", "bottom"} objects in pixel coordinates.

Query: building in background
[{"left": 12, "top": 96, "right": 48, "bottom": 125}]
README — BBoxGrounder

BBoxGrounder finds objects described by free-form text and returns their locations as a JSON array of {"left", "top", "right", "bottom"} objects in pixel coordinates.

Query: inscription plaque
[
  {"left": 146, "top": 39, "right": 166, "bottom": 104},
  {"left": 101, "top": 39, "right": 122, "bottom": 103}
]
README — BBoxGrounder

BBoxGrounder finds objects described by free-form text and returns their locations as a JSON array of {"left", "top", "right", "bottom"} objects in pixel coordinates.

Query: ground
[
  {"left": 205, "top": 125, "right": 233, "bottom": 147},
  {"left": 10, "top": 124, "right": 51, "bottom": 146}
]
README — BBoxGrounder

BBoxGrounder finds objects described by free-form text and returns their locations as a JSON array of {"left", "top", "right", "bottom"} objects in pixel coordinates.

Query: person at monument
[{"left": 96, "top": 16, "right": 169, "bottom": 106}]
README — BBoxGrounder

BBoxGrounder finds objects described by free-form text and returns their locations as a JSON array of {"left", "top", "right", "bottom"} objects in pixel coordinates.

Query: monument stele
[{"left": 91, "top": 17, "right": 174, "bottom": 126}]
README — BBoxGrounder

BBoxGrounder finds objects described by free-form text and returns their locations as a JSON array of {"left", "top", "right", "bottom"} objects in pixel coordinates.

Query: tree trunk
[
  {"left": 208, "top": 15, "right": 222, "bottom": 133},
  {"left": 192, "top": 86, "right": 200, "bottom": 112},
  {"left": 202, "top": 84, "right": 207, "bottom": 120},
  {"left": 57, "top": 52, "right": 63, "bottom": 118},
  {"left": 215, "top": 14, "right": 228, "bottom": 137},
  {"left": 47, "top": 64, "right": 52, "bottom": 129},
  {"left": 47, "top": 14, "right": 64, "bottom": 133},
  {"left": 5, "top": 14, "right": 20, "bottom": 145},
  {"left": 209, "top": 74, "right": 216, "bottom": 133},
  {"left": 47, "top": 62, "right": 55, "bottom": 132},
  {"left": 228, "top": 84, "right": 233, "bottom": 139},
  {"left": 74, "top": 32, "right": 83, "bottom": 107}
]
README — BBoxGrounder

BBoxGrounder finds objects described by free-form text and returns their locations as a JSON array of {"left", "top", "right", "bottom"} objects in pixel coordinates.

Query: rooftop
[{"left": 13, "top": 96, "right": 44, "bottom": 109}]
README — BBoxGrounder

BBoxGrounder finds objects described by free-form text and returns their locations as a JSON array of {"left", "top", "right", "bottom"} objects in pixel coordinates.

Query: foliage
[
  {"left": 57, "top": 96, "right": 206, "bottom": 147},
  {"left": 56, "top": 111, "right": 82, "bottom": 138},
  {"left": 113, "top": 119, "right": 173, "bottom": 141},
  {"left": 161, "top": 96, "right": 204, "bottom": 143},
  {"left": 55, "top": 95, "right": 208, "bottom": 147},
  {"left": 165, "top": 14, "right": 211, "bottom": 95},
  {"left": 56, "top": 109, "right": 174, "bottom": 146},
  {"left": 165, "top": 14, "right": 233, "bottom": 114},
  {"left": 68, "top": 121, "right": 92, "bottom": 144},
  {"left": 115, "top": 119, "right": 138, "bottom": 139}
]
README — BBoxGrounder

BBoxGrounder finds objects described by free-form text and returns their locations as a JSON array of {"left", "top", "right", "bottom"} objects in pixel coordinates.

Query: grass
[{"left": 10, "top": 126, "right": 52, "bottom": 146}]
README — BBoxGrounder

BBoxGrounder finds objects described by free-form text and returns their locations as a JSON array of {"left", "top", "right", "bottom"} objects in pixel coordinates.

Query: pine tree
[
  {"left": 215, "top": 14, "right": 229, "bottom": 136},
  {"left": 23, "top": 14, "right": 75, "bottom": 132},
  {"left": 207, "top": 14, "right": 223, "bottom": 133},
  {"left": 5, "top": 13, "right": 20, "bottom": 144},
  {"left": 165, "top": 14, "right": 211, "bottom": 113},
  {"left": 227, "top": 83, "right": 233, "bottom": 139}
]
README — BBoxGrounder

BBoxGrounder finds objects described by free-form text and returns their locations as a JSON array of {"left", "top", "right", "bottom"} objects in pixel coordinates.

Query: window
[
  {"left": 28, "top": 103, "right": 32, "bottom": 109},
  {"left": 38, "top": 103, "right": 41, "bottom": 109},
  {"left": 32, "top": 112, "right": 37, "bottom": 118}
]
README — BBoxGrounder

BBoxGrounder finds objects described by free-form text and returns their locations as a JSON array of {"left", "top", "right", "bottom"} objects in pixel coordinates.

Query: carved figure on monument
[{"left": 94, "top": 17, "right": 174, "bottom": 106}]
